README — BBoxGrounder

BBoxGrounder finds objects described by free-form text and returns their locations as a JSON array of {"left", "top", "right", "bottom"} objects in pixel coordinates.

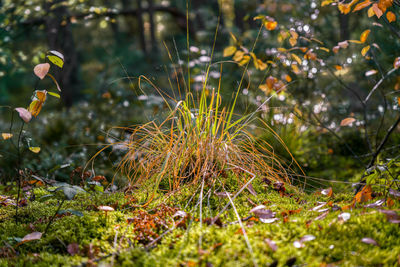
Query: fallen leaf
[
  {"left": 321, "top": 187, "right": 333, "bottom": 197},
  {"left": 265, "top": 238, "right": 277, "bottom": 251},
  {"left": 18, "top": 232, "right": 42, "bottom": 246},
  {"left": 361, "top": 237, "right": 378, "bottom": 246},
  {"left": 364, "top": 199, "right": 384, "bottom": 208},
  {"left": 67, "top": 243, "right": 79, "bottom": 255},
  {"left": 33, "top": 63, "right": 50, "bottom": 80},
  {"left": 338, "top": 212, "right": 351, "bottom": 221},
  {"left": 355, "top": 185, "right": 373, "bottom": 203},
  {"left": 314, "top": 210, "right": 329, "bottom": 221}
]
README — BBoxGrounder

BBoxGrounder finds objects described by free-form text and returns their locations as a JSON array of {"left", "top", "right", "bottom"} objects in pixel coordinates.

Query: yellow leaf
[
  {"left": 2, "top": 133, "right": 13, "bottom": 140},
  {"left": 233, "top": 50, "right": 244, "bottom": 62},
  {"left": 48, "top": 91, "right": 61, "bottom": 98},
  {"left": 291, "top": 63, "right": 300, "bottom": 74},
  {"left": 397, "top": 97, "right": 400, "bottom": 106},
  {"left": 229, "top": 32, "right": 238, "bottom": 43},
  {"left": 361, "top": 45, "right": 370, "bottom": 56},
  {"left": 387, "top": 11, "right": 396, "bottom": 23},
  {"left": 29, "top": 147, "right": 41, "bottom": 153},
  {"left": 340, "top": 117, "right": 356, "bottom": 126},
  {"left": 238, "top": 55, "right": 250, "bottom": 66},
  {"left": 289, "top": 37, "right": 297, "bottom": 47},
  {"left": 285, "top": 74, "right": 292, "bottom": 82},
  {"left": 321, "top": 0, "right": 333, "bottom": 7},
  {"left": 256, "top": 59, "right": 267, "bottom": 71},
  {"left": 318, "top": 47, "right": 330, "bottom": 53},
  {"left": 360, "top": 29, "right": 371, "bottom": 43},
  {"left": 223, "top": 46, "right": 237, "bottom": 57},
  {"left": 291, "top": 53, "right": 302, "bottom": 65},
  {"left": 348, "top": 39, "right": 362, "bottom": 44},
  {"left": 367, "top": 6, "right": 375, "bottom": 17},
  {"left": 47, "top": 55, "right": 64, "bottom": 68},
  {"left": 338, "top": 3, "right": 351, "bottom": 14},
  {"left": 28, "top": 90, "right": 47, "bottom": 117}
]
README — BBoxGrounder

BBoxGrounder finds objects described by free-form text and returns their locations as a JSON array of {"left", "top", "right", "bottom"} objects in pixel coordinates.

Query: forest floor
[{"left": 0, "top": 177, "right": 399, "bottom": 267}]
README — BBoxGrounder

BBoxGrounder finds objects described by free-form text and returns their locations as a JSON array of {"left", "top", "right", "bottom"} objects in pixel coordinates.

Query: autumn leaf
[
  {"left": 394, "top": 57, "right": 400, "bottom": 69},
  {"left": 353, "top": 0, "right": 372, "bottom": 12},
  {"left": 264, "top": 20, "right": 278, "bottom": 31},
  {"left": 29, "top": 147, "right": 41, "bottom": 153},
  {"left": 372, "top": 3, "right": 383, "bottom": 18},
  {"left": 17, "top": 232, "right": 42, "bottom": 246},
  {"left": 15, "top": 107, "right": 32, "bottom": 123},
  {"left": 233, "top": 50, "right": 244, "bottom": 62},
  {"left": 2, "top": 133, "right": 13, "bottom": 140},
  {"left": 223, "top": 46, "right": 237, "bottom": 57},
  {"left": 340, "top": 117, "right": 356, "bottom": 126},
  {"left": 321, "top": 187, "right": 333, "bottom": 197},
  {"left": 365, "top": 69, "right": 378, "bottom": 76},
  {"left": 33, "top": 63, "right": 50, "bottom": 80},
  {"left": 386, "top": 11, "right": 396, "bottom": 22},
  {"left": 28, "top": 90, "right": 47, "bottom": 117},
  {"left": 355, "top": 185, "right": 373, "bottom": 203},
  {"left": 360, "top": 29, "right": 371, "bottom": 43},
  {"left": 361, "top": 45, "right": 370, "bottom": 56},
  {"left": 361, "top": 237, "right": 378, "bottom": 246},
  {"left": 47, "top": 50, "right": 64, "bottom": 68}
]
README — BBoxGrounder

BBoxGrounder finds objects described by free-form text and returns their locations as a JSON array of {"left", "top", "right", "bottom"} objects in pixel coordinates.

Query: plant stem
[
  {"left": 15, "top": 122, "right": 25, "bottom": 224},
  {"left": 44, "top": 199, "right": 65, "bottom": 235}
]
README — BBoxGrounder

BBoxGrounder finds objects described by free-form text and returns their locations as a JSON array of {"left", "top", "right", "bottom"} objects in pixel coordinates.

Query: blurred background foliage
[{"left": 1, "top": 0, "right": 400, "bottom": 191}]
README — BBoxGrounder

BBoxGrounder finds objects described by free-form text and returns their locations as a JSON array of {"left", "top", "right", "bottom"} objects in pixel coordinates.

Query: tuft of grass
[{"left": 98, "top": 82, "right": 302, "bottom": 206}]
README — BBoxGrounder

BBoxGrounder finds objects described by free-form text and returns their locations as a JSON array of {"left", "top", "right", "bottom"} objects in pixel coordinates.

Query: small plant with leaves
[{"left": 1, "top": 50, "right": 65, "bottom": 222}]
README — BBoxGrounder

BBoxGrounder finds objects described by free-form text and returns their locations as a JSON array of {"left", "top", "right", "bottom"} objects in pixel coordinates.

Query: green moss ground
[{"left": 0, "top": 180, "right": 399, "bottom": 267}]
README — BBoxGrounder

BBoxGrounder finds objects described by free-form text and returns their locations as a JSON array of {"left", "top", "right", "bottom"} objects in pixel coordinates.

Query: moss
[{"left": 1, "top": 182, "right": 399, "bottom": 266}]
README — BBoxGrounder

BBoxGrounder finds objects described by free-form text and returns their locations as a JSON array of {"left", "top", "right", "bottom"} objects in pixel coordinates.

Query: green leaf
[
  {"left": 47, "top": 55, "right": 64, "bottom": 68},
  {"left": 48, "top": 92, "right": 61, "bottom": 98}
]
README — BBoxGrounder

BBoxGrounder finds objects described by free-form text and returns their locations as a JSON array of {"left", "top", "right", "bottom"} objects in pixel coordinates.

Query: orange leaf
[
  {"left": 28, "top": 90, "right": 47, "bottom": 117},
  {"left": 2, "top": 133, "right": 13, "bottom": 140},
  {"left": 361, "top": 45, "right": 370, "bottom": 56},
  {"left": 386, "top": 11, "right": 396, "bottom": 23},
  {"left": 264, "top": 20, "right": 278, "bottom": 31},
  {"left": 387, "top": 197, "right": 394, "bottom": 208},
  {"left": 353, "top": 0, "right": 372, "bottom": 12},
  {"left": 360, "top": 29, "right": 371, "bottom": 43},
  {"left": 340, "top": 117, "right": 356, "bottom": 126},
  {"left": 355, "top": 185, "right": 373, "bottom": 203}
]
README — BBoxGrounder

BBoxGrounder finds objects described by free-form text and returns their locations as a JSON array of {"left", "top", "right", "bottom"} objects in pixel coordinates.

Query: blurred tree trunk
[
  {"left": 44, "top": 0, "right": 79, "bottom": 107},
  {"left": 234, "top": 0, "right": 245, "bottom": 32},
  {"left": 136, "top": 0, "right": 148, "bottom": 55},
  {"left": 148, "top": 0, "right": 157, "bottom": 53},
  {"left": 338, "top": 11, "right": 350, "bottom": 41},
  {"left": 192, "top": 0, "right": 205, "bottom": 31}
]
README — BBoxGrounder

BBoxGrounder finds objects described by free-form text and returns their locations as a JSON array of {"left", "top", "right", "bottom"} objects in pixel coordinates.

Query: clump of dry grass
[{"left": 96, "top": 83, "right": 300, "bottom": 205}]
